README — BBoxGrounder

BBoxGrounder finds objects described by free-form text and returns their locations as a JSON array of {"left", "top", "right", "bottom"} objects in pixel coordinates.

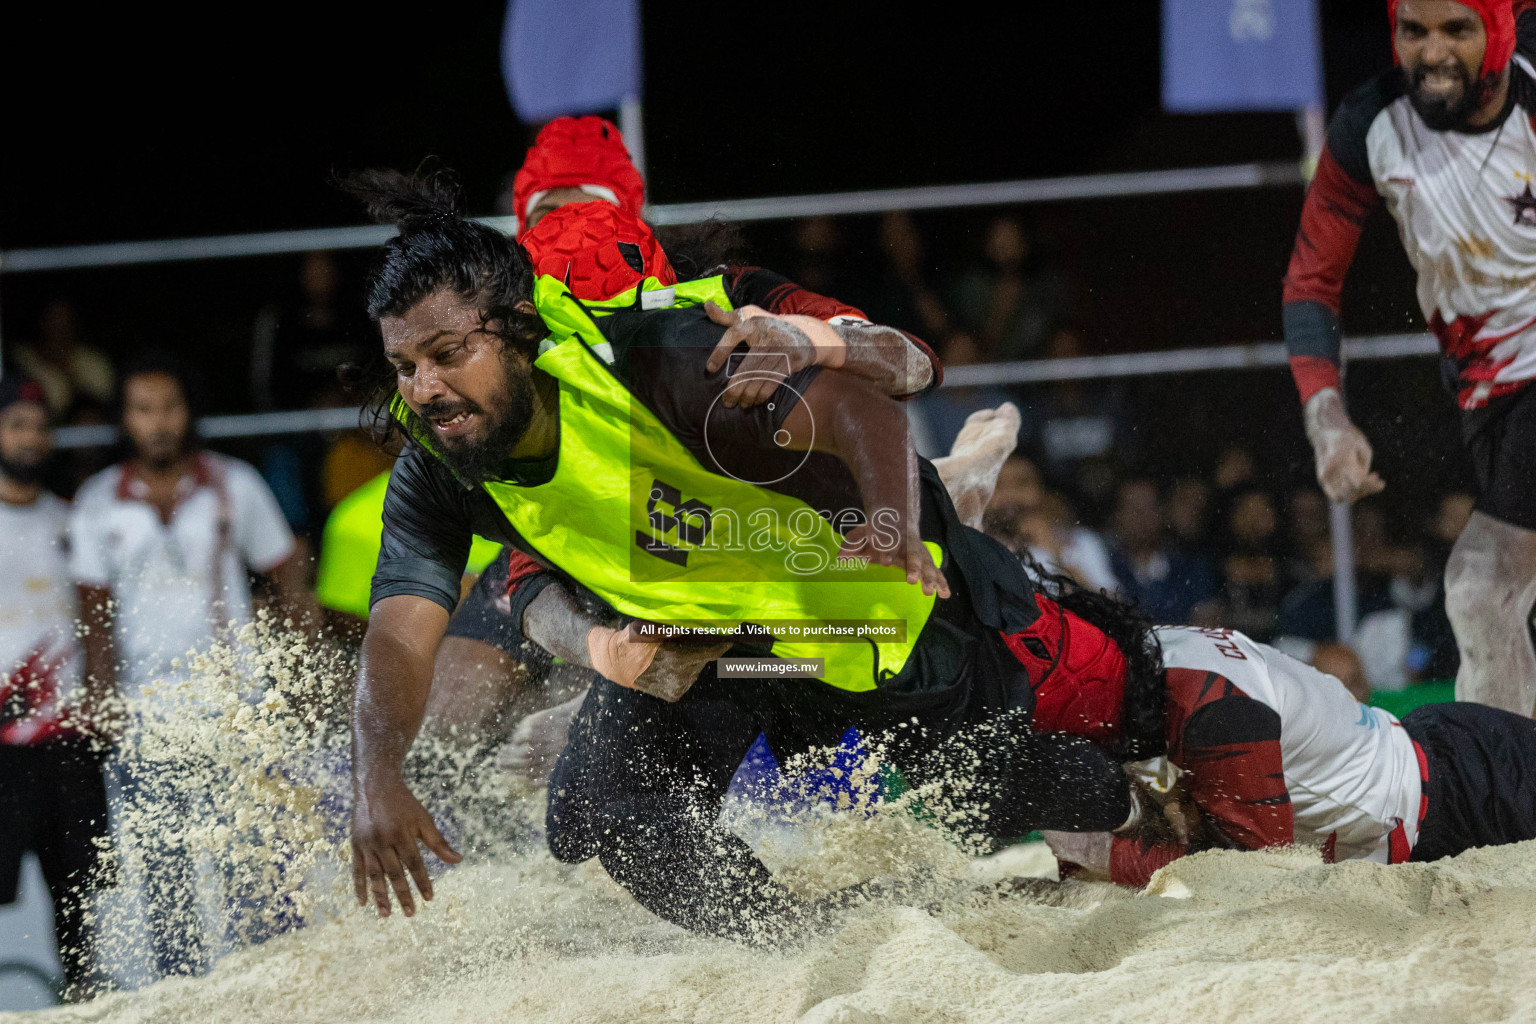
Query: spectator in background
[
  {"left": 12, "top": 299, "right": 115, "bottom": 422},
  {"left": 984, "top": 456, "right": 1118, "bottom": 594},
  {"left": 1033, "top": 329, "right": 1131, "bottom": 483},
  {"left": 69, "top": 353, "right": 317, "bottom": 979},
  {"left": 1273, "top": 528, "right": 1394, "bottom": 661},
  {"left": 1106, "top": 478, "right": 1220, "bottom": 625},
  {"left": 1212, "top": 443, "right": 1256, "bottom": 493},
  {"left": 250, "top": 251, "right": 373, "bottom": 537},
  {"left": 0, "top": 376, "right": 113, "bottom": 1001},
  {"left": 786, "top": 216, "right": 862, "bottom": 304},
  {"left": 1282, "top": 487, "right": 1331, "bottom": 585},
  {"left": 870, "top": 211, "right": 955, "bottom": 342},
  {"left": 1215, "top": 487, "right": 1285, "bottom": 643},
  {"left": 1205, "top": 443, "right": 1257, "bottom": 545},
  {"left": 948, "top": 215, "right": 1070, "bottom": 361},
  {"left": 249, "top": 251, "right": 367, "bottom": 412},
  {"left": 1166, "top": 476, "right": 1214, "bottom": 552}
]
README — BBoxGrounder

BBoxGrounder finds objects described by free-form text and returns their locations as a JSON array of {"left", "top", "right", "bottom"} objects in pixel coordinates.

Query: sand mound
[
  {"left": 12, "top": 838, "right": 1536, "bottom": 1024},
  {"left": 17, "top": 621, "right": 1534, "bottom": 1024}
]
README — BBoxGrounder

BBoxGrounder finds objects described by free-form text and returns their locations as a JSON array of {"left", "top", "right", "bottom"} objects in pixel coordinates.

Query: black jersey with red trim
[{"left": 1283, "top": 11, "right": 1536, "bottom": 410}]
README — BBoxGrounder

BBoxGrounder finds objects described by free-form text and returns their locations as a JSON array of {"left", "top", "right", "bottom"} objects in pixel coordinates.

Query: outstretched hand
[{"left": 352, "top": 774, "right": 461, "bottom": 918}]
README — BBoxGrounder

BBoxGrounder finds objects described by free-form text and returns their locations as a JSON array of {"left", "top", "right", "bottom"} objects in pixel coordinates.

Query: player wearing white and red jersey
[
  {"left": 0, "top": 488, "right": 82, "bottom": 744},
  {"left": 1113, "top": 626, "right": 1427, "bottom": 880},
  {"left": 0, "top": 376, "right": 112, "bottom": 1000},
  {"left": 1284, "top": 0, "right": 1536, "bottom": 714},
  {"left": 1007, "top": 574, "right": 1536, "bottom": 884},
  {"left": 69, "top": 355, "right": 315, "bottom": 980}
]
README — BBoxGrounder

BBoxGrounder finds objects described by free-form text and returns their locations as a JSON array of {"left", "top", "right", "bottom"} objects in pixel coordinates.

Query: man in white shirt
[
  {"left": 69, "top": 354, "right": 315, "bottom": 978},
  {"left": 0, "top": 374, "right": 112, "bottom": 1001}
]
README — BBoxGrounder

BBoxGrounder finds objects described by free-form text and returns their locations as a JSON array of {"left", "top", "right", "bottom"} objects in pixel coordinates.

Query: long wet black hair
[
  {"left": 337, "top": 165, "right": 546, "bottom": 442},
  {"left": 1020, "top": 552, "right": 1167, "bottom": 761}
]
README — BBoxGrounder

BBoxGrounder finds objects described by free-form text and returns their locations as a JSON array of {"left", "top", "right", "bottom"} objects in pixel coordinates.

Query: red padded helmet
[
  {"left": 512, "top": 116, "right": 645, "bottom": 225},
  {"left": 520, "top": 201, "right": 676, "bottom": 301},
  {"left": 1388, "top": 0, "right": 1515, "bottom": 78},
  {"left": 1002, "top": 595, "right": 1130, "bottom": 749}
]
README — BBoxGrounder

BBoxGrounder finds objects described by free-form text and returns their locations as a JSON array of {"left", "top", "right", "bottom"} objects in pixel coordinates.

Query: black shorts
[
  {"left": 0, "top": 743, "right": 113, "bottom": 904},
  {"left": 443, "top": 547, "right": 522, "bottom": 653},
  {"left": 1404, "top": 702, "right": 1536, "bottom": 862},
  {"left": 1461, "top": 384, "right": 1536, "bottom": 531}
]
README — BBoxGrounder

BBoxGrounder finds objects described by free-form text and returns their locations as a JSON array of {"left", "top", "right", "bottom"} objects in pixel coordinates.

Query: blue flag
[
  {"left": 501, "top": 0, "right": 641, "bottom": 123},
  {"left": 1163, "top": 0, "right": 1322, "bottom": 112}
]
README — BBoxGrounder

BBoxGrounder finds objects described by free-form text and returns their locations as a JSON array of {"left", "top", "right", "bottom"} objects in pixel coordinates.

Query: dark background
[{"left": 0, "top": 1, "right": 1462, "bottom": 507}]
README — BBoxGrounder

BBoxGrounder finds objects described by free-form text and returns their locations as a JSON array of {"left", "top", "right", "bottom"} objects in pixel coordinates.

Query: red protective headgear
[
  {"left": 1001, "top": 595, "right": 1129, "bottom": 749},
  {"left": 512, "top": 116, "right": 646, "bottom": 225},
  {"left": 1388, "top": 0, "right": 1516, "bottom": 78},
  {"left": 520, "top": 201, "right": 676, "bottom": 301}
]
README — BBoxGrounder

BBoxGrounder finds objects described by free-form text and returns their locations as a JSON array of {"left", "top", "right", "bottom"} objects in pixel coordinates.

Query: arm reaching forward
[
  {"left": 350, "top": 594, "right": 462, "bottom": 918},
  {"left": 704, "top": 302, "right": 934, "bottom": 408}
]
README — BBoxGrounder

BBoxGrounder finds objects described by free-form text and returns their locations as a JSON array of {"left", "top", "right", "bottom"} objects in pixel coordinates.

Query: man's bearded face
[
  {"left": 0, "top": 402, "right": 50, "bottom": 486},
  {"left": 1396, "top": 0, "right": 1491, "bottom": 130},
  {"left": 416, "top": 349, "right": 537, "bottom": 483},
  {"left": 1406, "top": 52, "right": 1484, "bottom": 129},
  {"left": 383, "top": 291, "right": 540, "bottom": 484}
]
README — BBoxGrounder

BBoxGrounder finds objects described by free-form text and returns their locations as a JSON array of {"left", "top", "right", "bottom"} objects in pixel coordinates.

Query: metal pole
[
  {"left": 0, "top": 162, "right": 1305, "bottom": 274},
  {"left": 619, "top": 95, "right": 646, "bottom": 178},
  {"left": 1330, "top": 500, "right": 1359, "bottom": 645}
]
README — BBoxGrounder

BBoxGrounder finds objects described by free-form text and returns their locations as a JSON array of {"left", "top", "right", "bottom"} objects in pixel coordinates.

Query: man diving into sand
[{"left": 344, "top": 168, "right": 1135, "bottom": 939}]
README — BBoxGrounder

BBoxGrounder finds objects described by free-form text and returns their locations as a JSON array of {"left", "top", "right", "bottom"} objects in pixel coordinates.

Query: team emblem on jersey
[{"left": 1503, "top": 183, "right": 1536, "bottom": 227}]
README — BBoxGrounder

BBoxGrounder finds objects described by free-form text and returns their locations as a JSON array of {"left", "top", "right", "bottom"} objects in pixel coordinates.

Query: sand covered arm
[{"left": 722, "top": 265, "right": 941, "bottom": 398}]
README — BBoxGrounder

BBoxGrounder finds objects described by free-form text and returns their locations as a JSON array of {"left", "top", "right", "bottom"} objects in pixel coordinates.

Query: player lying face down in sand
[
  {"left": 1013, "top": 562, "right": 1536, "bottom": 881},
  {"left": 343, "top": 167, "right": 1140, "bottom": 937}
]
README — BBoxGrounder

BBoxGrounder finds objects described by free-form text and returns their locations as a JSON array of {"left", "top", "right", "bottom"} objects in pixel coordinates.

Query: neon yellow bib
[{"left": 396, "top": 278, "right": 940, "bottom": 691}]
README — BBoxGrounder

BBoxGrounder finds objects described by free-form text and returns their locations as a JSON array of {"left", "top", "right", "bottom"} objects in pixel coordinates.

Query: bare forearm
[
  {"left": 834, "top": 323, "right": 933, "bottom": 397},
  {"left": 351, "top": 601, "right": 448, "bottom": 782},
  {"left": 822, "top": 377, "right": 920, "bottom": 533}
]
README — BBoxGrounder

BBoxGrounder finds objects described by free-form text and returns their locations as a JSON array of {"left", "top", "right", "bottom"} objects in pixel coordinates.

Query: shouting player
[{"left": 1283, "top": 0, "right": 1536, "bottom": 714}]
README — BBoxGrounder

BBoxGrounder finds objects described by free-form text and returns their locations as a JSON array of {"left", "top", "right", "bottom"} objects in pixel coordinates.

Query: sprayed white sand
[
  {"left": 16, "top": 620, "right": 1536, "bottom": 1024},
  {"left": 10, "top": 838, "right": 1534, "bottom": 1024}
]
